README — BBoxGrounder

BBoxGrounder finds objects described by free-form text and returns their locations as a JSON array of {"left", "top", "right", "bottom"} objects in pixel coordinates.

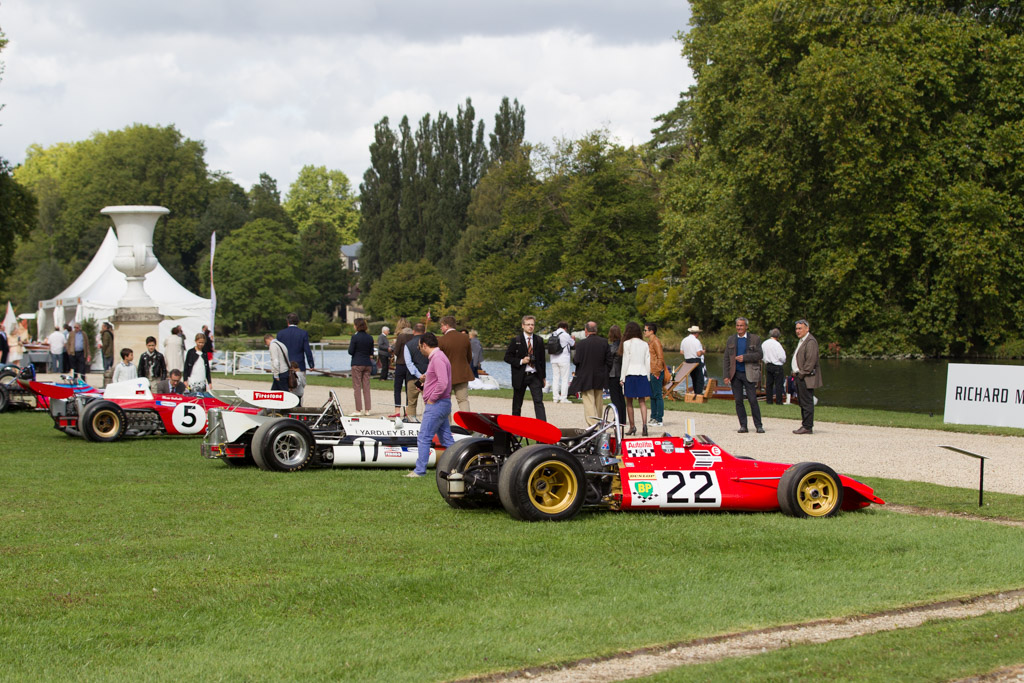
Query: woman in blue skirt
[{"left": 618, "top": 321, "right": 651, "bottom": 435}]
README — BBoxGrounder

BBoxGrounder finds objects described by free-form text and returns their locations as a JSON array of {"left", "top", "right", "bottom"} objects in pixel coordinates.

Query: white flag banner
[{"left": 209, "top": 231, "right": 217, "bottom": 337}]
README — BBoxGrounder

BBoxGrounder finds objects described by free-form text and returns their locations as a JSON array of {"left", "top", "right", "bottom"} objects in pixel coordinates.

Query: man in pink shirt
[{"left": 406, "top": 332, "right": 455, "bottom": 477}]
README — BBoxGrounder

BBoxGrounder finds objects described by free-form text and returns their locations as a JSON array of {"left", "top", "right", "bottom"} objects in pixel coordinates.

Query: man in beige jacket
[{"left": 791, "top": 319, "right": 822, "bottom": 434}]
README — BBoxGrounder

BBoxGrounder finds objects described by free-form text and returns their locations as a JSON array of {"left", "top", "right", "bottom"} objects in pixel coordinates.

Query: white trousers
[{"left": 552, "top": 362, "right": 571, "bottom": 402}]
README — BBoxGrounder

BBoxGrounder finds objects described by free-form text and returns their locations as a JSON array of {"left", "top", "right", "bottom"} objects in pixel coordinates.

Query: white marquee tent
[{"left": 37, "top": 228, "right": 212, "bottom": 344}]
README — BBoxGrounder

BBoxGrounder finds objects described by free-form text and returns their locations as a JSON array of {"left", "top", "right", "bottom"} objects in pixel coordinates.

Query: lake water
[{"left": 223, "top": 345, "right": 1024, "bottom": 414}]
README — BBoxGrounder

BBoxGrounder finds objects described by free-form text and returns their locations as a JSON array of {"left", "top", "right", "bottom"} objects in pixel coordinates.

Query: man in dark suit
[
  {"left": 437, "top": 315, "right": 474, "bottom": 416},
  {"left": 504, "top": 314, "right": 546, "bottom": 420},
  {"left": 278, "top": 313, "right": 314, "bottom": 405},
  {"left": 791, "top": 319, "right": 822, "bottom": 434},
  {"left": 567, "top": 321, "right": 610, "bottom": 425},
  {"left": 724, "top": 317, "right": 764, "bottom": 433}
]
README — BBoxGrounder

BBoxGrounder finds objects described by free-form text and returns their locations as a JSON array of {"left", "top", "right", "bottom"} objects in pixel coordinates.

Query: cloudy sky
[{"left": 0, "top": 1, "right": 693, "bottom": 193}]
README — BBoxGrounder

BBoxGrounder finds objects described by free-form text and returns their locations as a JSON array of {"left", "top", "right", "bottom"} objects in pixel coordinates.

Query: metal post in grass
[{"left": 938, "top": 445, "right": 989, "bottom": 507}]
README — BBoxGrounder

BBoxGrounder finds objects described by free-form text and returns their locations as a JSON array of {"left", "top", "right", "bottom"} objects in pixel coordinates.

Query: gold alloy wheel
[
  {"left": 795, "top": 471, "right": 840, "bottom": 516},
  {"left": 93, "top": 410, "right": 121, "bottom": 439},
  {"left": 526, "top": 460, "right": 578, "bottom": 514}
]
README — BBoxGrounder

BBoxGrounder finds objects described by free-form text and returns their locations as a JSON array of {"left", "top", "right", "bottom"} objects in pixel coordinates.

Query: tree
[
  {"left": 299, "top": 220, "right": 349, "bottom": 317},
  {"left": 248, "top": 173, "right": 292, "bottom": 229},
  {"left": 0, "top": 158, "right": 37, "bottom": 291},
  {"left": 362, "top": 260, "right": 442, "bottom": 321},
  {"left": 284, "top": 165, "right": 359, "bottom": 243},
  {"left": 489, "top": 97, "right": 526, "bottom": 163},
  {"left": 660, "top": 0, "right": 1024, "bottom": 354},
  {"left": 13, "top": 124, "right": 212, "bottom": 291},
  {"left": 212, "top": 218, "right": 315, "bottom": 333},
  {"left": 357, "top": 117, "right": 401, "bottom": 292}
]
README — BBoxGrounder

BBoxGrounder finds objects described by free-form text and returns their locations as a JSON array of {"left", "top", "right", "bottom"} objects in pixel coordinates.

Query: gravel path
[{"left": 207, "top": 376, "right": 1024, "bottom": 496}]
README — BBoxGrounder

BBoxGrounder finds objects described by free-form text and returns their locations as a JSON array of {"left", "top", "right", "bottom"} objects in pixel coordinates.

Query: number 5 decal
[{"left": 171, "top": 403, "right": 207, "bottom": 434}]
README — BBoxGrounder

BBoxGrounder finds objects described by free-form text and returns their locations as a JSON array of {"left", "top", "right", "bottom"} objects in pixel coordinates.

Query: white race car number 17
[
  {"left": 171, "top": 403, "right": 207, "bottom": 434},
  {"left": 629, "top": 470, "right": 722, "bottom": 508}
]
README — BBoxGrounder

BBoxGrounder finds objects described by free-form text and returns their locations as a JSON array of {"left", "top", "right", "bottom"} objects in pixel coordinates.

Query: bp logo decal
[{"left": 634, "top": 481, "right": 655, "bottom": 498}]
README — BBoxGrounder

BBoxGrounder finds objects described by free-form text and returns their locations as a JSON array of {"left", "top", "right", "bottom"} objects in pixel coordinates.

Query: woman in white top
[{"left": 618, "top": 321, "right": 651, "bottom": 436}]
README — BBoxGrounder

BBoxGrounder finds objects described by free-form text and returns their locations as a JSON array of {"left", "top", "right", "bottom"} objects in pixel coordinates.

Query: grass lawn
[{"left": 3, "top": 410, "right": 1024, "bottom": 680}]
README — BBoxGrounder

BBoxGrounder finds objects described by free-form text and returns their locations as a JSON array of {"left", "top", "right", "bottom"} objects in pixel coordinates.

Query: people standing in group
[
  {"left": 137, "top": 336, "right": 168, "bottom": 391},
  {"left": 762, "top": 328, "right": 788, "bottom": 405},
  {"left": 619, "top": 321, "right": 651, "bottom": 435},
  {"left": 469, "top": 329, "right": 483, "bottom": 378},
  {"left": 548, "top": 321, "right": 575, "bottom": 404},
  {"left": 406, "top": 332, "right": 454, "bottom": 478},
  {"left": 679, "top": 325, "right": 706, "bottom": 396},
  {"left": 183, "top": 333, "right": 211, "bottom": 392},
  {"left": 155, "top": 369, "right": 186, "bottom": 394},
  {"left": 65, "top": 322, "right": 91, "bottom": 381},
  {"left": 99, "top": 322, "right": 115, "bottom": 375},
  {"left": 278, "top": 313, "right": 314, "bottom": 405},
  {"left": 403, "top": 323, "right": 429, "bottom": 420},
  {"left": 438, "top": 315, "right": 473, "bottom": 417},
  {"left": 377, "top": 326, "right": 391, "bottom": 381},
  {"left": 348, "top": 317, "right": 375, "bottom": 416},
  {"left": 504, "top": 314, "right": 547, "bottom": 421},
  {"left": 606, "top": 325, "right": 626, "bottom": 425},
  {"left": 724, "top": 317, "right": 764, "bottom": 433},
  {"left": 6, "top": 319, "right": 29, "bottom": 367},
  {"left": 202, "top": 325, "right": 215, "bottom": 362},
  {"left": 264, "top": 333, "right": 290, "bottom": 390},
  {"left": 47, "top": 327, "right": 65, "bottom": 374},
  {"left": 792, "top": 319, "right": 822, "bottom": 434},
  {"left": 644, "top": 323, "right": 665, "bottom": 428},
  {"left": 111, "top": 348, "right": 137, "bottom": 384},
  {"left": 163, "top": 326, "right": 185, "bottom": 378},
  {"left": 567, "top": 322, "right": 610, "bottom": 426},
  {"left": 391, "top": 320, "right": 413, "bottom": 417}
]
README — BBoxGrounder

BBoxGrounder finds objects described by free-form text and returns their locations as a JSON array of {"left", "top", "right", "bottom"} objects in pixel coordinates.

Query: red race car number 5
[{"left": 171, "top": 403, "right": 207, "bottom": 435}]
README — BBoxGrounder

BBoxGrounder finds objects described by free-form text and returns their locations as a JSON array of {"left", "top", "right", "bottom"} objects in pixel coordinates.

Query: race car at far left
[
  {"left": 38, "top": 378, "right": 277, "bottom": 442},
  {"left": 3, "top": 368, "right": 99, "bottom": 413}
]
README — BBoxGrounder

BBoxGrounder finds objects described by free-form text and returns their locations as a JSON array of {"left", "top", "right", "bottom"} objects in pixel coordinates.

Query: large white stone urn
[{"left": 101, "top": 205, "right": 169, "bottom": 309}]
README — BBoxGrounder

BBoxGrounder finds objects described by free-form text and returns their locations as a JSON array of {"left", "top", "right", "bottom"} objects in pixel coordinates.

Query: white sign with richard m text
[{"left": 944, "top": 363, "right": 1024, "bottom": 429}]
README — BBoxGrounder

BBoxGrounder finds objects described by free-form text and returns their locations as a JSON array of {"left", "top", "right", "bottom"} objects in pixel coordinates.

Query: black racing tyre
[
  {"left": 778, "top": 462, "right": 844, "bottom": 518},
  {"left": 80, "top": 400, "right": 128, "bottom": 442},
  {"left": 0, "top": 368, "right": 16, "bottom": 383},
  {"left": 256, "top": 418, "right": 314, "bottom": 472},
  {"left": 498, "top": 444, "right": 586, "bottom": 522},
  {"left": 436, "top": 437, "right": 498, "bottom": 510},
  {"left": 0, "top": 384, "right": 9, "bottom": 413},
  {"left": 250, "top": 420, "right": 276, "bottom": 471}
]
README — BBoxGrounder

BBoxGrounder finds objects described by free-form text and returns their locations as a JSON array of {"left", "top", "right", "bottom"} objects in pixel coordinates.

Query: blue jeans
[
  {"left": 415, "top": 397, "right": 453, "bottom": 475},
  {"left": 50, "top": 353, "right": 63, "bottom": 374},
  {"left": 649, "top": 373, "right": 664, "bottom": 422}
]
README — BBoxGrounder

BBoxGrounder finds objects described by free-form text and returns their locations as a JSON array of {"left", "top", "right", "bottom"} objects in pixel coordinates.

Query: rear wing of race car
[{"left": 233, "top": 389, "right": 301, "bottom": 410}]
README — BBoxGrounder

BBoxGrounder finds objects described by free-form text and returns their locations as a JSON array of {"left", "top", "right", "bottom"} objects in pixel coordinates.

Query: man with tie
[{"left": 504, "top": 314, "right": 547, "bottom": 421}]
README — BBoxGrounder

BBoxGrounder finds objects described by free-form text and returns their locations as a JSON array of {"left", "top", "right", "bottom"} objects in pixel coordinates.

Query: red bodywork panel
[
  {"left": 19, "top": 379, "right": 100, "bottom": 410},
  {"left": 454, "top": 412, "right": 562, "bottom": 444}
]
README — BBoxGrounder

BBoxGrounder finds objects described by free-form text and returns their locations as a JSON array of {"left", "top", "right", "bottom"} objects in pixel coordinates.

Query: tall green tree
[
  {"left": 362, "top": 259, "right": 442, "bottom": 321},
  {"left": 284, "top": 165, "right": 359, "bottom": 243},
  {"left": 357, "top": 117, "right": 401, "bottom": 291},
  {"left": 248, "top": 173, "right": 293, "bottom": 229},
  {"left": 212, "top": 218, "right": 314, "bottom": 333},
  {"left": 13, "top": 124, "right": 212, "bottom": 291},
  {"left": 661, "top": 0, "right": 1024, "bottom": 355},
  {"left": 299, "top": 220, "right": 349, "bottom": 317},
  {"left": 0, "top": 158, "right": 37, "bottom": 292}
]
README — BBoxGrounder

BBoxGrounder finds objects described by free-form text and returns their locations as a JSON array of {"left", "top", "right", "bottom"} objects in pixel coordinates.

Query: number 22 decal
[
  {"left": 662, "top": 471, "right": 716, "bottom": 503},
  {"left": 638, "top": 470, "right": 721, "bottom": 507}
]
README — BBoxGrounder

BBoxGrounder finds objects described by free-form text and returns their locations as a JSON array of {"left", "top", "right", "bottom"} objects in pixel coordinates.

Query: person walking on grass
[
  {"left": 724, "top": 317, "right": 764, "bottom": 434},
  {"left": 406, "top": 332, "right": 454, "bottom": 478}
]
